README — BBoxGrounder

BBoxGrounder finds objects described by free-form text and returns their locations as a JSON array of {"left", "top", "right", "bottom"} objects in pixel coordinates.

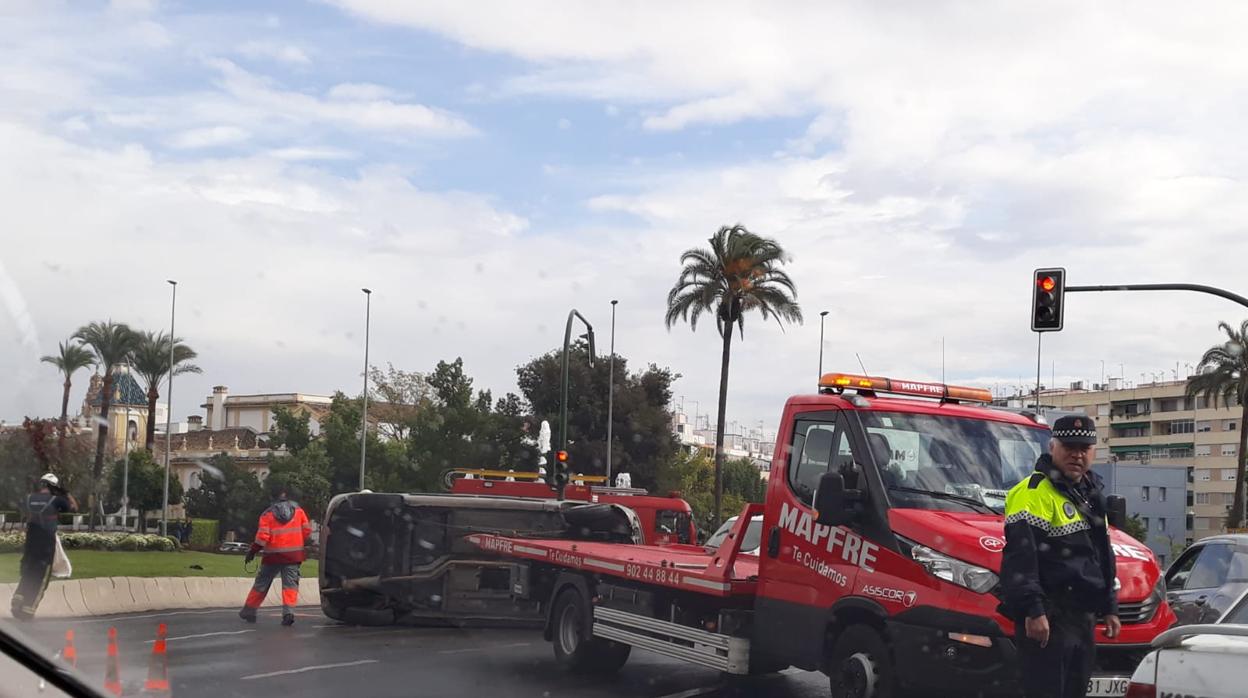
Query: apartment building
[{"left": 1040, "top": 379, "right": 1242, "bottom": 541}]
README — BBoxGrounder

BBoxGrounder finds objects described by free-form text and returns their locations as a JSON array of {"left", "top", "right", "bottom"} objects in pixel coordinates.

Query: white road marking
[
  {"left": 437, "top": 641, "right": 531, "bottom": 655},
  {"left": 652, "top": 687, "right": 719, "bottom": 698},
  {"left": 241, "top": 659, "right": 378, "bottom": 680},
  {"left": 146, "top": 630, "right": 254, "bottom": 643},
  {"left": 76, "top": 609, "right": 228, "bottom": 624}
]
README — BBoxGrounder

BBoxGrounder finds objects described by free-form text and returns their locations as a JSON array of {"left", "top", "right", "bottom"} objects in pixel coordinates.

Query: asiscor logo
[
  {"left": 979, "top": 536, "right": 1006, "bottom": 552},
  {"left": 861, "top": 584, "right": 917, "bottom": 608}
]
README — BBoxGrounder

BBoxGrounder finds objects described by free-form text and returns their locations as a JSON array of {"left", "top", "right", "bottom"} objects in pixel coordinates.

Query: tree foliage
[
  {"left": 0, "top": 421, "right": 94, "bottom": 511},
  {"left": 40, "top": 340, "right": 95, "bottom": 425},
  {"left": 516, "top": 344, "right": 679, "bottom": 492},
  {"left": 1122, "top": 514, "right": 1149, "bottom": 545},
  {"left": 107, "top": 449, "right": 183, "bottom": 532},
  {"left": 1187, "top": 319, "right": 1248, "bottom": 528},
  {"left": 269, "top": 406, "right": 312, "bottom": 454},
  {"left": 368, "top": 363, "right": 431, "bottom": 441},
  {"left": 183, "top": 453, "right": 267, "bottom": 540},
  {"left": 664, "top": 224, "right": 801, "bottom": 524},
  {"left": 130, "top": 331, "right": 202, "bottom": 450}
]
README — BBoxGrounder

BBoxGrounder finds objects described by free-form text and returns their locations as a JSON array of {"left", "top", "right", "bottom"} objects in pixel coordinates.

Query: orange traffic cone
[
  {"left": 61, "top": 629, "right": 77, "bottom": 668},
  {"left": 141, "top": 623, "right": 170, "bottom": 696},
  {"left": 103, "top": 626, "right": 123, "bottom": 697}
]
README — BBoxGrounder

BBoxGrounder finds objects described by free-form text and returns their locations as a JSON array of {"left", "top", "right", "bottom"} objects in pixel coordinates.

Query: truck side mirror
[
  {"left": 814, "top": 471, "right": 852, "bottom": 527},
  {"left": 1106, "top": 495, "right": 1127, "bottom": 529}
]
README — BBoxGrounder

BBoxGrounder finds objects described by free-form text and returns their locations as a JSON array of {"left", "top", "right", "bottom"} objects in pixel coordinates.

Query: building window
[
  {"left": 1197, "top": 469, "right": 1213, "bottom": 481},
  {"left": 1141, "top": 516, "right": 1150, "bottom": 530},
  {"left": 1198, "top": 421, "right": 1213, "bottom": 432},
  {"left": 1219, "top": 492, "right": 1236, "bottom": 505},
  {"left": 1141, "top": 486, "right": 1150, "bottom": 502},
  {"left": 1158, "top": 518, "right": 1167, "bottom": 532},
  {"left": 1222, "top": 444, "right": 1238, "bottom": 458},
  {"left": 1098, "top": 404, "right": 1110, "bottom": 417},
  {"left": 1195, "top": 396, "right": 1209, "bottom": 410},
  {"left": 1226, "top": 420, "right": 1239, "bottom": 432},
  {"left": 1159, "top": 487, "right": 1167, "bottom": 502},
  {"left": 1187, "top": 489, "right": 1195, "bottom": 506},
  {"left": 1186, "top": 517, "right": 1194, "bottom": 532},
  {"left": 1152, "top": 446, "right": 1193, "bottom": 459},
  {"left": 1117, "top": 426, "right": 1148, "bottom": 437},
  {"left": 1188, "top": 466, "right": 1195, "bottom": 483},
  {"left": 1167, "top": 419, "right": 1195, "bottom": 435},
  {"left": 1196, "top": 445, "right": 1212, "bottom": 457},
  {"left": 1197, "top": 492, "right": 1211, "bottom": 505},
  {"left": 1222, "top": 469, "right": 1237, "bottom": 481}
]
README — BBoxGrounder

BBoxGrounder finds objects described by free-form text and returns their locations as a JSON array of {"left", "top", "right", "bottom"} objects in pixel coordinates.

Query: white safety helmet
[{"left": 40, "top": 473, "right": 59, "bottom": 487}]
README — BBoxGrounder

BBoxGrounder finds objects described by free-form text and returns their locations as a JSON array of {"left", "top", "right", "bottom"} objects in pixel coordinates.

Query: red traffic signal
[
  {"left": 555, "top": 450, "right": 568, "bottom": 463},
  {"left": 1031, "top": 268, "right": 1066, "bottom": 332}
]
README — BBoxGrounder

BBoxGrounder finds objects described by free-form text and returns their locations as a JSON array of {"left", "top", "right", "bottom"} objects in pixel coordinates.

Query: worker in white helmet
[{"left": 10, "top": 473, "right": 77, "bottom": 621}]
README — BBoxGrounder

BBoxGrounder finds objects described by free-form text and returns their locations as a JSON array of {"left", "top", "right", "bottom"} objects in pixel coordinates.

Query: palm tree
[
  {"left": 73, "top": 321, "right": 141, "bottom": 486},
  {"left": 1187, "top": 319, "right": 1248, "bottom": 529},
  {"left": 40, "top": 340, "right": 96, "bottom": 427},
  {"left": 130, "top": 331, "right": 202, "bottom": 450},
  {"left": 665, "top": 225, "right": 802, "bottom": 523}
]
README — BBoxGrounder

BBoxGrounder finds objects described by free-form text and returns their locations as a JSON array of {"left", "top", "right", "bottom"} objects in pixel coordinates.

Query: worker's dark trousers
[
  {"left": 10, "top": 541, "right": 55, "bottom": 621},
  {"left": 1014, "top": 607, "right": 1096, "bottom": 698}
]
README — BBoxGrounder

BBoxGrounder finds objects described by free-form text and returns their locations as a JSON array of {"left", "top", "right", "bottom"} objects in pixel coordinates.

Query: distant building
[
  {"left": 201, "top": 385, "right": 333, "bottom": 434},
  {"left": 80, "top": 369, "right": 149, "bottom": 455},
  {"left": 1093, "top": 461, "right": 1188, "bottom": 566},
  {"left": 998, "top": 376, "right": 1242, "bottom": 541}
]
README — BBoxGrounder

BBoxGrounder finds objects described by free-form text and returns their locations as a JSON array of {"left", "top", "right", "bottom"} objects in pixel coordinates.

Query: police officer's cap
[{"left": 1051, "top": 415, "right": 1097, "bottom": 446}]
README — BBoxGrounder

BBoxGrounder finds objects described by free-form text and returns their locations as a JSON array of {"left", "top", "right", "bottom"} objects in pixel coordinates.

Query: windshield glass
[
  {"left": 860, "top": 411, "right": 1049, "bottom": 513},
  {"left": 705, "top": 517, "right": 763, "bottom": 552}
]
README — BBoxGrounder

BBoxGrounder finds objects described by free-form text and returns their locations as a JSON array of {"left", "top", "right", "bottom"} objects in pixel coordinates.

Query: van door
[
  {"left": 756, "top": 410, "right": 875, "bottom": 668},
  {"left": 1167, "top": 542, "right": 1234, "bottom": 625}
]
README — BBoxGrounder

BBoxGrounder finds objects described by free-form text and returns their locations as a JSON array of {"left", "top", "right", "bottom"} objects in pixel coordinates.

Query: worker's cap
[
  {"left": 40, "top": 473, "right": 59, "bottom": 487},
  {"left": 1051, "top": 415, "right": 1097, "bottom": 446}
]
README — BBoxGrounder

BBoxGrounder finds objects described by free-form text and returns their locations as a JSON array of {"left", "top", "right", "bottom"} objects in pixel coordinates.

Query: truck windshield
[{"left": 859, "top": 411, "right": 1049, "bottom": 513}]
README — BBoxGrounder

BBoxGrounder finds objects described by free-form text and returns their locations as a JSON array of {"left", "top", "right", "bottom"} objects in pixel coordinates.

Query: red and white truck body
[{"left": 465, "top": 373, "right": 1175, "bottom": 697}]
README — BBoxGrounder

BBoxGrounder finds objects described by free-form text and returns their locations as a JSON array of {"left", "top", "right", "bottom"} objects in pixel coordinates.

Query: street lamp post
[
  {"left": 160, "top": 280, "right": 177, "bottom": 537},
  {"left": 606, "top": 300, "right": 618, "bottom": 486},
  {"left": 123, "top": 360, "right": 132, "bottom": 531},
  {"left": 359, "top": 288, "right": 372, "bottom": 491},
  {"left": 818, "top": 310, "right": 829, "bottom": 378}
]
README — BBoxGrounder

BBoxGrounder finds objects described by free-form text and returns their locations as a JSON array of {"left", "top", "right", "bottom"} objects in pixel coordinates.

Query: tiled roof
[
  {"left": 160, "top": 427, "right": 265, "bottom": 454},
  {"left": 89, "top": 372, "right": 148, "bottom": 408}
]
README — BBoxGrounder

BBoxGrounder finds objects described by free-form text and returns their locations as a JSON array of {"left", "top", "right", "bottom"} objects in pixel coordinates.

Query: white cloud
[
  {"left": 557, "top": 117, "right": 571, "bottom": 130},
  {"left": 327, "top": 82, "right": 397, "bottom": 101},
  {"left": 237, "top": 40, "right": 311, "bottom": 66},
  {"left": 166, "top": 125, "right": 251, "bottom": 149},
  {"left": 266, "top": 146, "right": 357, "bottom": 161}
]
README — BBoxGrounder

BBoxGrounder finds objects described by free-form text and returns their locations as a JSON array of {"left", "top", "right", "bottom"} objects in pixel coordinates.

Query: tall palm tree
[
  {"left": 40, "top": 340, "right": 96, "bottom": 426},
  {"left": 130, "top": 331, "right": 202, "bottom": 450},
  {"left": 1187, "top": 319, "right": 1248, "bottom": 529},
  {"left": 665, "top": 225, "right": 802, "bottom": 523},
  {"left": 73, "top": 321, "right": 141, "bottom": 485}
]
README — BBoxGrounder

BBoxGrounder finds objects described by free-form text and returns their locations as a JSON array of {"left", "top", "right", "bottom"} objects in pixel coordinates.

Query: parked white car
[
  {"left": 1125, "top": 587, "right": 1248, "bottom": 698},
  {"left": 704, "top": 514, "right": 763, "bottom": 555}
]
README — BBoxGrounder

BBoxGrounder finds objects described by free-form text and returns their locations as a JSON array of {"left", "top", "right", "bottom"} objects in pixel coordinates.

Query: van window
[
  {"left": 787, "top": 412, "right": 853, "bottom": 505},
  {"left": 655, "top": 509, "right": 692, "bottom": 544}
]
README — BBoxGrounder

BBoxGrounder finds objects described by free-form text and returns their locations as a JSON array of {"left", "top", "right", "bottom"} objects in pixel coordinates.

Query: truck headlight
[{"left": 907, "top": 542, "right": 999, "bottom": 594}]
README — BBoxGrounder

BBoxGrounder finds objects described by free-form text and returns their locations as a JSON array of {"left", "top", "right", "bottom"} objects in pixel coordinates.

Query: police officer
[
  {"left": 10, "top": 474, "right": 77, "bottom": 621},
  {"left": 1001, "top": 415, "right": 1121, "bottom": 698}
]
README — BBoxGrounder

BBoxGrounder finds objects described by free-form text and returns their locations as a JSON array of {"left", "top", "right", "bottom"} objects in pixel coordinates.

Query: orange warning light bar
[{"left": 819, "top": 372, "right": 993, "bottom": 404}]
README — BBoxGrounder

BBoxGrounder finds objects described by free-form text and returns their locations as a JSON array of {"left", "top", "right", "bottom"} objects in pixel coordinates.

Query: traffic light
[
  {"left": 551, "top": 449, "right": 569, "bottom": 489},
  {"left": 1031, "top": 268, "right": 1066, "bottom": 332}
]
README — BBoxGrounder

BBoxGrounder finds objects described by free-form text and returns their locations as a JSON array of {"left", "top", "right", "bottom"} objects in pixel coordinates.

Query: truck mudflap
[{"left": 591, "top": 606, "right": 752, "bottom": 675}]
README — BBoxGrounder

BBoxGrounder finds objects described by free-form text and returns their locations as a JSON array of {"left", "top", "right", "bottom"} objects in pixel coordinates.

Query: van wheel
[
  {"left": 827, "top": 625, "right": 894, "bottom": 698},
  {"left": 551, "top": 588, "right": 631, "bottom": 673}
]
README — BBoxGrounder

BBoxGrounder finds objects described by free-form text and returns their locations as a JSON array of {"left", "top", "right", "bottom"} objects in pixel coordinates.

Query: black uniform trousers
[
  {"left": 10, "top": 536, "right": 55, "bottom": 620},
  {"left": 1014, "top": 605, "right": 1096, "bottom": 698}
]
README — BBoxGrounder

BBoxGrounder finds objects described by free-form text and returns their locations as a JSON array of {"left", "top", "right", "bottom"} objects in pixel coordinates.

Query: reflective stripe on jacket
[
  {"left": 252, "top": 502, "right": 311, "bottom": 565},
  {"left": 1000, "top": 454, "right": 1117, "bottom": 619}
]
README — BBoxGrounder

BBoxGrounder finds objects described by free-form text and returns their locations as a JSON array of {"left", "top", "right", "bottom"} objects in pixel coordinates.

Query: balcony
[
  {"left": 1107, "top": 435, "right": 1153, "bottom": 448},
  {"left": 1110, "top": 410, "right": 1152, "bottom": 423}
]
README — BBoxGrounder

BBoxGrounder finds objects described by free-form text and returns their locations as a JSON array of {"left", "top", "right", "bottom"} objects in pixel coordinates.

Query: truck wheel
[
  {"left": 827, "top": 625, "right": 894, "bottom": 698},
  {"left": 551, "top": 588, "right": 630, "bottom": 673}
]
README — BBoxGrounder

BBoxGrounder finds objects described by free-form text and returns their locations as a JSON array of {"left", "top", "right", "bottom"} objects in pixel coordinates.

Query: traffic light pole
[
  {"left": 1066, "top": 283, "right": 1248, "bottom": 309},
  {"left": 1035, "top": 333, "right": 1043, "bottom": 411},
  {"left": 556, "top": 309, "right": 595, "bottom": 499}
]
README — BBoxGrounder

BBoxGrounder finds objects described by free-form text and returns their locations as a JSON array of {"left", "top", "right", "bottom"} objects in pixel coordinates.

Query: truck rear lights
[{"left": 1124, "top": 681, "right": 1155, "bottom": 698}]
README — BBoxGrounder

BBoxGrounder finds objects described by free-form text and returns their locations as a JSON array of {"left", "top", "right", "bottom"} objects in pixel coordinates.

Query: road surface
[{"left": 16, "top": 608, "right": 831, "bottom": 698}]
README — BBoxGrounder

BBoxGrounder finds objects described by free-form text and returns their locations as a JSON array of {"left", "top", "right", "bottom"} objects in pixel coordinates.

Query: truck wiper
[{"left": 886, "top": 485, "right": 996, "bottom": 514}]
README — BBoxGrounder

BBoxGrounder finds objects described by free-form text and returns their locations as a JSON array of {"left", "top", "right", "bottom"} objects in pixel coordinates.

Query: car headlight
[{"left": 907, "top": 541, "right": 999, "bottom": 594}]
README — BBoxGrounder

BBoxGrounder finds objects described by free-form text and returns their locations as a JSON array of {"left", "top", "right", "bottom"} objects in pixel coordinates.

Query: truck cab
[{"left": 753, "top": 373, "right": 1174, "bottom": 696}]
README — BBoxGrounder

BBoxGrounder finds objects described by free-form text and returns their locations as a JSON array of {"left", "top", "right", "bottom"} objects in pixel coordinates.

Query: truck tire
[
  {"left": 827, "top": 625, "right": 894, "bottom": 698},
  {"left": 551, "top": 588, "right": 631, "bottom": 673}
]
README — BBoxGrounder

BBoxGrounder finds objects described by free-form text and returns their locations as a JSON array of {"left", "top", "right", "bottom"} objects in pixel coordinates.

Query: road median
[{"left": 1, "top": 576, "right": 321, "bottom": 619}]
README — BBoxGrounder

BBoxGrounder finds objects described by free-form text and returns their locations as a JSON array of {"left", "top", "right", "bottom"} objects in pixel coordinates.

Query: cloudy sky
[{"left": 3, "top": 0, "right": 1247, "bottom": 434}]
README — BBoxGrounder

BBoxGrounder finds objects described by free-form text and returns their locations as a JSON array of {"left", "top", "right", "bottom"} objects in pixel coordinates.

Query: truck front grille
[{"left": 1116, "top": 597, "right": 1158, "bottom": 625}]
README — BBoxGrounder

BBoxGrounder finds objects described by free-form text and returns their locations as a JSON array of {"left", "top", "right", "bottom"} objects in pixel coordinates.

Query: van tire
[
  {"left": 827, "top": 625, "right": 894, "bottom": 698},
  {"left": 551, "top": 588, "right": 630, "bottom": 673}
]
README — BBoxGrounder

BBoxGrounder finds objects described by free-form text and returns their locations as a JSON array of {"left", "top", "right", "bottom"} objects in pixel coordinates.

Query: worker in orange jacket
[{"left": 239, "top": 484, "right": 312, "bottom": 626}]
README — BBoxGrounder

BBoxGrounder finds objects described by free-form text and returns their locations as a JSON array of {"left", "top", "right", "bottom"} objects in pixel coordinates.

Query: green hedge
[
  {"left": 187, "top": 519, "right": 219, "bottom": 550},
  {"left": 0, "top": 532, "right": 180, "bottom": 554}
]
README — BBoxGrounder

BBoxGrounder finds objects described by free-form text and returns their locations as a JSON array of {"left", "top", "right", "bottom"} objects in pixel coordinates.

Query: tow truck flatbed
[{"left": 466, "top": 503, "right": 764, "bottom": 599}]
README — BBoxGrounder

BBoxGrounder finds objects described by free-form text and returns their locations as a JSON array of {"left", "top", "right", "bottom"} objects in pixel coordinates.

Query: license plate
[{"left": 1087, "top": 676, "right": 1130, "bottom": 697}]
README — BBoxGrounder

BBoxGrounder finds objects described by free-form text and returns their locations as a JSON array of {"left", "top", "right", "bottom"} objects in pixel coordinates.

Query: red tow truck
[{"left": 465, "top": 373, "right": 1176, "bottom": 697}]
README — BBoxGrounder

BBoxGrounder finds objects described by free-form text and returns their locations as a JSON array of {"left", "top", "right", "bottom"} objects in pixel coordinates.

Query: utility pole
[
  {"left": 160, "top": 280, "right": 177, "bottom": 538},
  {"left": 359, "top": 288, "right": 372, "bottom": 490}
]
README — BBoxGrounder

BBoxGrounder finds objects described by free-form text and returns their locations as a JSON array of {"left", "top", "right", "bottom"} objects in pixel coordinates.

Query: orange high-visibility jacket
[{"left": 251, "top": 500, "right": 311, "bottom": 565}]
